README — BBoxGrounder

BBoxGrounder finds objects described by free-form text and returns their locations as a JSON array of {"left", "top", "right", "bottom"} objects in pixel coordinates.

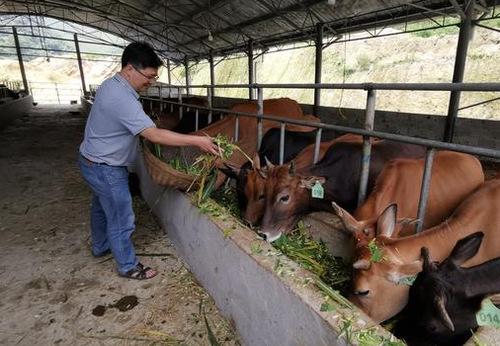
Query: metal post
[
  {"left": 279, "top": 122, "right": 286, "bottom": 165},
  {"left": 248, "top": 40, "right": 255, "bottom": 100},
  {"left": 207, "top": 87, "right": 213, "bottom": 124},
  {"left": 12, "top": 27, "right": 29, "bottom": 93},
  {"left": 178, "top": 89, "right": 183, "bottom": 120},
  {"left": 416, "top": 148, "right": 436, "bottom": 233},
  {"left": 195, "top": 108, "right": 199, "bottom": 131},
  {"left": 257, "top": 87, "right": 264, "bottom": 150},
  {"left": 184, "top": 57, "right": 190, "bottom": 96},
  {"left": 313, "top": 128, "right": 323, "bottom": 164},
  {"left": 159, "top": 86, "right": 163, "bottom": 112},
  {"left": 166, "top": 59, "right": 172, "bottom": 86},
  {"left": 444, "top": 1, "right": 474, "bottom": 142},
  {"left": 357, "top": 89, "right": 376, "bottom": 207},
  {"left": 234, "top": 116, "right": 240, "bottom": 141},
  {"left": 314, "top": 23, "right": 324, "bottom": 116},
  {"left": 209, "top": 54, "right": 215, "bottom": 106},
  {"left": 55, "top": 83, "right": 61, "bottom": 104},
  {"left": 73, "top": 33, "right": 87, "bottom": 94}
]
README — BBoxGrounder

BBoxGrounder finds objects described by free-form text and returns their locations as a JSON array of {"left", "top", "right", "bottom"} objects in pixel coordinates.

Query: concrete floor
[{"left": 0, "top": 104, "right": 239, "bottom": 345}]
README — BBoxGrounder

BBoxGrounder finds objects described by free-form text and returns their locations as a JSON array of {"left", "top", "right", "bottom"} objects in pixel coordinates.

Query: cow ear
[
  {"left": 300, "top": 176, "right": 326, "bottom": 189},
  {"left": 331, "top": 202, "right": 360, "bottom": 234},
  {"left": 376, "top": 204, "right": 397, "bottom": 238},
  {"left": 446, "top": 231, "right": 484, "bottom": 266},
  {"left": 219, "top": 163, "right": 240, "bottom": 179},
  {"left": 253, "top": 154, "right": 261, "bottom": 170}
]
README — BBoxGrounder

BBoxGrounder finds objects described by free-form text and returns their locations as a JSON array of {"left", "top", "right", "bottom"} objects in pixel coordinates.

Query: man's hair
[{"left": 121, "top": 42, "right": 163, "bottom": 69}]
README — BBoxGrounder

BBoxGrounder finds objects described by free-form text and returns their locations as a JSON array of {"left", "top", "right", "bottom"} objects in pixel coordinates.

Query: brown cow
[
  {"left": 259, "top": 139, "right": 426, "bottom": 242},
  {"left": 347, "top": 177, "right": 500, "bottom": 323},
  {"left": 189, "top": 98, "right": 319, "bottom": 187},
  {"left": 225, "top": 133, "right": 360, "bottom": 226},
  {"left": 193, "top": 98, "right": 318, "bottom": 166},
  {"left": 333, "top": 151, "right": 485, "bottom": 245}
]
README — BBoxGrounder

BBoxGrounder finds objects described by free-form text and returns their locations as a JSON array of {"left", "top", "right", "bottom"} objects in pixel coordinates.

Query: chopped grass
[
  {"left": 211, "top": 185, "right": 241, "bottom": 219},
  {"left": 154, "top": 134, "right": 250, "bottom": 204},
  {"left": 352, "top": 327, "right": 406, "bottom": 346},
  {"left": 273, "top": 221, "right": 351, "bottom": 292},
  {"left": 367, "top": 238, "right": 384, "bottom": 263}
]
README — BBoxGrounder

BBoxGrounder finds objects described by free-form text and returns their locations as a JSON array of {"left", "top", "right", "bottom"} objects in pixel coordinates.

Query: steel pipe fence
[
  {"left": 28, "top": 81, "right": 83, "bottom": 104},
  {"left": 142, "top": 81, "right": 500, "bottom": 233}
]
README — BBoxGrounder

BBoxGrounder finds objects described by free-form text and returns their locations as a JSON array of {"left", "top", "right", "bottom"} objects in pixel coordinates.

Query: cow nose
[{"left": 353, "top": 290, "right": 370, "bottom": 296}]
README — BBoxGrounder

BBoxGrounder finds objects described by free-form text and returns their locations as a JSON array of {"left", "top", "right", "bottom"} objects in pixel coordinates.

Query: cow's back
[
  {"left": 310, "top": 140, "right": 426, "bottom": 211},
  {"left": 354, "top": 151, "right": 484, "bottom": 231},
  {"left": 258, "top": 129, "right": 317, "bottom": 164}
]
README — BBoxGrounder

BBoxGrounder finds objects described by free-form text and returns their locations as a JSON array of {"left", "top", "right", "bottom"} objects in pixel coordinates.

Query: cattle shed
[{"left": 1, "top": 1, "right": 500, "bottom": 346}]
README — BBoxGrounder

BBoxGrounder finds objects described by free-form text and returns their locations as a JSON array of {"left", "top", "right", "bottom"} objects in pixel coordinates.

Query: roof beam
[{"left": 180, "top": 0, "right": 325, "bottom": 52}]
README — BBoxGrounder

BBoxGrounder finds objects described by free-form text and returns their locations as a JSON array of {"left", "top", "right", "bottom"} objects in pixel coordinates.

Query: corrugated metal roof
[{"left": 1, "top": 0, "right": 498, "bottom": 62}]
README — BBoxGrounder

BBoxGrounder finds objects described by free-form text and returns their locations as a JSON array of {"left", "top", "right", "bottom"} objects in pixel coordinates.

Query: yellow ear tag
[
  {"left": 311, "top": 181, "right": 324, "bottom": 199},
  {"left": 476, "top": 298, "right": 500, "bottom": 328}
]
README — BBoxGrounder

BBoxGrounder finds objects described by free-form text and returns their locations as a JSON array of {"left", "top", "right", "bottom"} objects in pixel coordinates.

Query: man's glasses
[{"left": 132, "top": 65, "right": 159, "bottom": 81}]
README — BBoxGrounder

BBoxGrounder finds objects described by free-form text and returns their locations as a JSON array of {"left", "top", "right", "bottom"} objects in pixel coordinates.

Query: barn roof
[{"left": 1, "top": 0, "right": 499, "bottom": 63}]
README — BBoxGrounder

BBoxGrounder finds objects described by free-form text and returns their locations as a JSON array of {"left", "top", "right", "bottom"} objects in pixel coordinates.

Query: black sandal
[{"left": 120, "top": 263, "right": 157, "bottom": 280}]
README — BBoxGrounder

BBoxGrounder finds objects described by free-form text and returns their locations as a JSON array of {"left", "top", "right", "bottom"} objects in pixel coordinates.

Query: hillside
[{"left": 1, "top": 19, "right": 499, "bottom": 119}]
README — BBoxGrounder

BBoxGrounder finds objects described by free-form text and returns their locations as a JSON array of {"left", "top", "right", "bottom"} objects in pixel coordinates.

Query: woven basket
[{"left": 142, "top": 140, "right": 199, "bottom": 191}]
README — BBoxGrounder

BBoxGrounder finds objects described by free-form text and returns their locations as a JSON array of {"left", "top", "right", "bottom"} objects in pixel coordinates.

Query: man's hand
[
  {"left": 141, "top": 127, "right": 219, "bottom": 155},
  {"left": 195, "top": 136, "right": 219, "bottom": 155}
]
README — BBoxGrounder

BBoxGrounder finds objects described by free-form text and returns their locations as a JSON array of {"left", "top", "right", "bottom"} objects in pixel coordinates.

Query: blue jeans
[{"left": 78, "top": 154, "right": 138, "bottom": 274}]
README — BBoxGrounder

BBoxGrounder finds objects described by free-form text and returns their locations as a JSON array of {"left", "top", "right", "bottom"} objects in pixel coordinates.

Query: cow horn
[
  {"left": 253, "top": 154, "right": 261, "bottom": 170},
  {"left": 289, "top": 161, "right": 295, "bottom": 175},
  {"left": 331, "top": 201, "right": 359, "bottom": 235},
  {"left": 353, "top": 259, "right": 370, "bottom": 270},
  {"left": 257, "top": 168, "right": 268, "bottom": 179},
  {"left": 264, "top": 156, "right": 274, "bottom": 168},
  {"left": 421, "top": 247, "right": 436, "bottom": 272},
  {"left": 436, "top": 296, "right": 455, "bottom": 331}
]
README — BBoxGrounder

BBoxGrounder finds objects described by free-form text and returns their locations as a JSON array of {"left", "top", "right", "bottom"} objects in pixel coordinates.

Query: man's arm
[{"left": 140, "top": 127, "right": 219, "bottom": 155}]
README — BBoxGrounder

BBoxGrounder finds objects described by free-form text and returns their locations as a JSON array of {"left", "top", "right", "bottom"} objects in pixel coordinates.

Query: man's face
[{"left": 124, "top": 64, "right": 159, "bottom": 91}]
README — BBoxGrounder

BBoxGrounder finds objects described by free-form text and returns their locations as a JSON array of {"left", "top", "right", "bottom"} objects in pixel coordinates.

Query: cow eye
[
  {"left": 353, "top": 290, "right": 370, "bottom": 296},
  {"left": 258, "top": 194, "right": 265, "bottom": 201},
  {"left": 280, "top": 195, "right": 290, "bottom": 203}
]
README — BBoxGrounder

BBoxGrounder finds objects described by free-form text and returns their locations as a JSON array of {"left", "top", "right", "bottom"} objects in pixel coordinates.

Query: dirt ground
[{"left": 0, "top": 105, "right": 239, "bottom": 345}]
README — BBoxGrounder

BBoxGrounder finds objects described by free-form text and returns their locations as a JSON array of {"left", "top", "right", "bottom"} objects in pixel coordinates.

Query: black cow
[
  {"left": 259, "top": 140, "right": 427, "bottom": 241},
  {"left": 394, "top": 232, "right": 500, "bottom": 346}
]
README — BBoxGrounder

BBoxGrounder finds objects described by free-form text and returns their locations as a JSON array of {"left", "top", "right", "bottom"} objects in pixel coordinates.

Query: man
[{"left": 79, "top": 42, "right": 218, "bottom": 280}]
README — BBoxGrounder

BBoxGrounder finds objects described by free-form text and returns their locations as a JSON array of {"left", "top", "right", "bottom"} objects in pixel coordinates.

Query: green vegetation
[
  {"left": 367, "top": 239, "right": 384, "bottom": 263},
  {"left": 273, "top": 221, "right": 351, "bottom": 291}
]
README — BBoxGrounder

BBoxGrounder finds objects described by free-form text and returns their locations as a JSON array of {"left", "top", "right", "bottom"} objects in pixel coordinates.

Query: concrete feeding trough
[
  {"left": 136, "top": 155, "right": 397, "bottom": 345},
  {"left": 136, "top": 153, "right": 499, "bottom": 345}
]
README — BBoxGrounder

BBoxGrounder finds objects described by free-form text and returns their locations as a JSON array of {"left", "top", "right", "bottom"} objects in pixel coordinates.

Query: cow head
[
  {"left": 347, "top": 204, "right": 423, "bottom": 323},
  {"left": 331, "top": 202, "right": 415, "bottom": 245},
  {"left": 259, "top": 162, "right": 325, "bottom": 242},
  {"left": 394, "top": 232, "right": 495, "bottom": 346},
  {"left": 219, "top": 155, "right": 267, "bottom": 226}
]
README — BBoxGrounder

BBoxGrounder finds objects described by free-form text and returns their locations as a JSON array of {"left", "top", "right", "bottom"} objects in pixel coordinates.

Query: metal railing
[
  {"left": 144, "top": 82, "right": 500, "bottom": 233},
  {"left": 0, "top": 80, "right": 23, "bottom": 92},
  {"left": 29, "top": 81, "right": 83, "bottom": 104}
]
